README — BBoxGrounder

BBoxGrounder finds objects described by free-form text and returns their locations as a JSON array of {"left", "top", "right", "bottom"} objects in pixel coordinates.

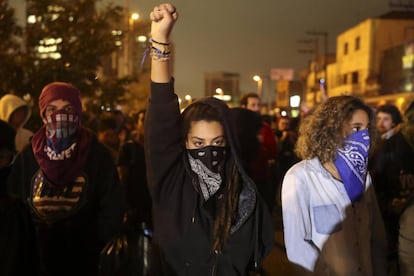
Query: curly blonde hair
[{"left": 295, "top": 95, "right": 374, "bottom": 163}]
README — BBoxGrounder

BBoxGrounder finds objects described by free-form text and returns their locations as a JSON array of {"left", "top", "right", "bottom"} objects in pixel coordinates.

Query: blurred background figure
[
  {"left": 376, "top": 104, "right": 402, "bottom": 140},
  {"left": 112, "top": 109, "right": 130, "bottom": 147},
  {"left": 0, "top": 119, "right": 40, "bottom": 275},
  {"left": 370, "top": 101, "right": 414, "bottom": 276},
  {"left": 117, "top": 109, "right": 151, "bottom": 227},
  {"left": 240, "top": 92, "right": 278, "bottom": 212},
  {"left": 231, "top": 107, "right": 262, "bottom": 172},
  {"left": 0, "top": 94, "right": 34, "bottom": 151},
  {"left": 96, "top": 114, "right": 120, "bottom": 161},
  {"left": 274, "top": 116, "right": 300, "bottom": 206}
]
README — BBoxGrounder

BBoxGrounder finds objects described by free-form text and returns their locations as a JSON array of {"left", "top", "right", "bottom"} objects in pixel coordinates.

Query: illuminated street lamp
[
  {"left": 214, "top": 88, "right": 232, "bottom": 102},
  {"left": 125, "top": 12, "right": 140, "bottom": 76},
  {"left": 130, "top": 12, "right": 139, "bottom": 21},
  {"left": 185, "top": 94, "right": 192, "bottom": 105},
  {"left": 253, "top": 75, "right": 263, "bottom": 97}
]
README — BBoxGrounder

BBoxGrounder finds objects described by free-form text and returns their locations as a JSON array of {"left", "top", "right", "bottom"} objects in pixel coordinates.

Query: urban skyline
[{"left": 11, "top": 0, "right": 396, "bottom": 100}]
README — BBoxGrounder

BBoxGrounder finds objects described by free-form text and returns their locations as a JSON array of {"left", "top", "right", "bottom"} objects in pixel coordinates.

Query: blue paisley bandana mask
[{"left": 334, "top": 129, "right": 370, "bottom": 203}]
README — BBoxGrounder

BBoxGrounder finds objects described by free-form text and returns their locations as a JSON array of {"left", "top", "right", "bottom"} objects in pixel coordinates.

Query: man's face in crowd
[{"left": 245, "top": 97, "right": 261, "bottom": 113}]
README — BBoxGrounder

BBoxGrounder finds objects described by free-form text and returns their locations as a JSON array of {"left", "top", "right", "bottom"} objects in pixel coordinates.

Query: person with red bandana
[{"left": 6, "top": 82, "right": 124, "bottom": 276}]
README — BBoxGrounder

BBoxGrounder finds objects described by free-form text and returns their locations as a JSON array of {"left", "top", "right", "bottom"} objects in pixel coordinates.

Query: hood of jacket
[
  {"left": 0, "top": 94, "right": 31, "bottom": 128},
  {"left": 182, "top": 97, "right": 257, "bottom": 234}
]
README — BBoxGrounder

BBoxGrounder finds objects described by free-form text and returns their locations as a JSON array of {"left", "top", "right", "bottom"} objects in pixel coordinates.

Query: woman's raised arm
[{"left": 149, "top": 3, "right": 178, "bottom": 83}]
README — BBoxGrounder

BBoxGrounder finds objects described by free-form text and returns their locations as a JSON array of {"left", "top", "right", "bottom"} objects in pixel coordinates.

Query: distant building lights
[
  {"left": 27, "top": 15, "right": 36, "bottom": 24},
  {"left": 402, "top": 54, "right": 414, "bottom": 69},
  {"left": 290, "top": 95, "right": 301, "bottom": 108},
  {"left": 291, "top": 109, "right": 299, "bottom": 118},
  {"left": 131, "top": 13, "right": 140, "bottom": 21},
  {"left": 23, "top": 94, "right": 31, "bottom": 101},
  {"left": 51, "top": 14, "right": 60, "bottom": 21},
  {"left": 137, "top": 35, "right": 147, "bottom": 42},
  {"left": 213, "top": 94, "right": 232, "bottom": 101},
  {"left": 50, "top": 52, "right": 61, "bottom": 59},
  {"left": 223, "top": 95, "right": 232, "bottom": 101}
]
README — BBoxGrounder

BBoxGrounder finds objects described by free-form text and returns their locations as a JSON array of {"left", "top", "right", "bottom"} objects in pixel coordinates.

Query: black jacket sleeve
[{"left": 145, "top": 81, "right": 184, "bottom": 201}]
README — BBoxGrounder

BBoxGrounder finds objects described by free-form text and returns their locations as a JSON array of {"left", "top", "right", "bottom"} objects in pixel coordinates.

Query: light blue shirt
[{"left": 282, "top": 158, "right": 387, "bottom": 275}]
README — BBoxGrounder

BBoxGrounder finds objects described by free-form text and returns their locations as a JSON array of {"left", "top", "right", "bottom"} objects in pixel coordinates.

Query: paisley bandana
[
  {"left": 187, "top": 146, "right": 227, "bottom": 201},
  {"left": 334, "top": 129, "right": 370, "bottom": 203}
]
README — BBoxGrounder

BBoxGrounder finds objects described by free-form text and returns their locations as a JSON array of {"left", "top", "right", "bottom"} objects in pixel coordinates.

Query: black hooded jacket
[{"left": 145, "top": 81, "right": 274, "bottom": 276}]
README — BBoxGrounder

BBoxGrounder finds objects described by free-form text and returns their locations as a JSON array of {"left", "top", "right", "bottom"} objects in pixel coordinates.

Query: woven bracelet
[
  {"left": 149, "top": 37, "right": 170, "bottom": 46},
  {"left": 150, "top": 46, "right": 171, "bottom": 61}
]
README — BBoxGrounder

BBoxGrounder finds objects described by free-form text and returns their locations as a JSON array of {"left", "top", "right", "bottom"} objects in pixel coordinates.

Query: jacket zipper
[{"left": 211, "top": 250, "right": 218, "bottom": 276}]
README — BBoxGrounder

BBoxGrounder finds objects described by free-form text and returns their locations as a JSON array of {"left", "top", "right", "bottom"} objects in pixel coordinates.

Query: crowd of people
[{"left": 1, "top": 2, "right": 414, "bottom": 276}]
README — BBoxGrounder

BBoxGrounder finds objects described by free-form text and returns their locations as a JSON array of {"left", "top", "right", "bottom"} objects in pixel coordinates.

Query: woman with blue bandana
[{"left": 281, "top": 96, "right": 387, "bottom": 275}]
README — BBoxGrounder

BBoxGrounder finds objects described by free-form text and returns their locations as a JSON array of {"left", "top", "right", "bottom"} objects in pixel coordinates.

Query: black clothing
[
  {"left": 118, "top": 140, "right": 152, "bottom": 226},
  {"left": 371, "top": 131, "right": 414, "bottom": 216},
  {"left": 7, "top": 135, "right": 124, "bottom": 276},
  {"left": 0, "top": 197, "right": 41, "bottom": 275},
  {"left": 370, "top": 131, "right": 414, "bottom": 258},
  {"left": 145, "top": 81, "right": 274, "bottom": 275}
]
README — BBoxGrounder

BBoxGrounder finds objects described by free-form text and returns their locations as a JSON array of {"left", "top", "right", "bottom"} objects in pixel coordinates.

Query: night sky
[{"left": 11, "top": 0, "right": 392, "bottom": 100}]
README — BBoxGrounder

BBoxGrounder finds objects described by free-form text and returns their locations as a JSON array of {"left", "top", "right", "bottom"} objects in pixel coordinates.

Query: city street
[{"left": 260, "top": 205, "right": 295, "bottom": 275}]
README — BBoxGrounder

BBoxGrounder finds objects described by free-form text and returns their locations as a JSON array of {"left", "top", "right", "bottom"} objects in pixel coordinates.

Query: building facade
[{"left": 303, "top": 11, "right": 414, "bottom": 111}]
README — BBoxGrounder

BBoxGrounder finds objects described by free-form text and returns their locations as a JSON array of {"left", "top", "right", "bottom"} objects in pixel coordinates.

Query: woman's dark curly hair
[{"left": 295, "top": 95, "right": 375, "bottom": 163}]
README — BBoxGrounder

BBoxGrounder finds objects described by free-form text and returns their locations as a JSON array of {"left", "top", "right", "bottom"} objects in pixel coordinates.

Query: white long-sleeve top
[{"left": 282, "top": 158, "right": 387, "bottom": 276}]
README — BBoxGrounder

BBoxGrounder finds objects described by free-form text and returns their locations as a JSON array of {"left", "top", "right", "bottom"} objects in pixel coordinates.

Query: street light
[
  {"left": 124, "top": 12, "right": 140, "bottom": 77},
  {"left": 130, "top": 12, "right": 139, "bottom": 22},
  {"left": 253, "top": 75, "right": 263, "bottom": 97},
  {"left": 214, "top": 88, "right": 232, "bottom": 102}
]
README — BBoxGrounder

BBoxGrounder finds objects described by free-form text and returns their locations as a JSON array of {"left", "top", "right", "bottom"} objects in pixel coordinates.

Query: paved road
[{"left": 259, "top": 205, "right": 296, "bottom": 275}]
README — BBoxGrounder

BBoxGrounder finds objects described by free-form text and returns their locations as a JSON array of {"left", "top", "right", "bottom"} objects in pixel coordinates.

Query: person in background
[
  {"left": 369, "top": 103, "right": 403, "bottom": 274},
  {"left": 230, "top": 107, "right": 262, "bottom": 172},
  {"left": 240, "top": 92, "right": 277, "bottom": 211},
  {"left": 0, "top": 94, "right": 34, "bottom": 151},
  {"left": 375, "top": 104, "right": 402, "bottom": 140},
  {"left": 6, "top": 82, "right": 124, "bottom": 276},
  {"left": 0, "top": 120, "right": 40, "bottom": 275},
  {"left": 146, "top": 4, "right": 274, "bottom": 275},
  {"left": 282, "top": 95, "right": 387, "bottom": 275},
  {"left": 274, "top": 116, "right": 300, "bottom": 206},
  {"left": 370, "top": 101, "right": 414, "bottom": 276},
  {"left": 117, "top": 109, "right": 151, "bottom": 227},
  {"left": 96, "top": 114, "right": 120, "bottom": 161}
]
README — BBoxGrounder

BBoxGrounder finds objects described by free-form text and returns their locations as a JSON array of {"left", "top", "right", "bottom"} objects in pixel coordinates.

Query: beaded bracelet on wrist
[{"left": 150, "top": 46, "right": 171, "bottom": 61}]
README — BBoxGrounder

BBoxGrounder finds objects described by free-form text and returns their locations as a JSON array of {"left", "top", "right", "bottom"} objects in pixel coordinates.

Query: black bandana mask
[{"left": 187, "top": 145, "right": 228, "bottom": 173}]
